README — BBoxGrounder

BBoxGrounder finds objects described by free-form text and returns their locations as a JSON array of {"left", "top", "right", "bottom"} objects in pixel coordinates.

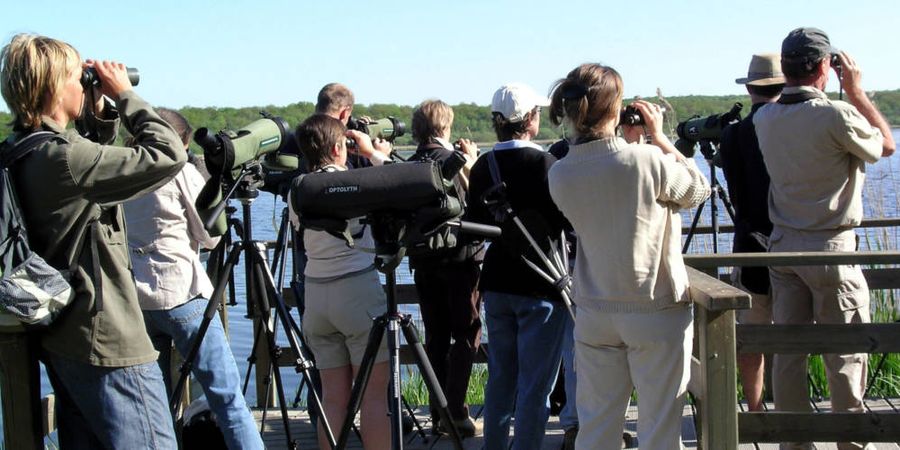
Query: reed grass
[{"left": 399, "top": 364, "right": 489, "bottom": 407}]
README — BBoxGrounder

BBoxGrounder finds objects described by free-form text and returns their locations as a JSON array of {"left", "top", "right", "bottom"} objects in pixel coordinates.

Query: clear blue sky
[{"left": 2, "top": 0, "right": 897, "bottom": 110}]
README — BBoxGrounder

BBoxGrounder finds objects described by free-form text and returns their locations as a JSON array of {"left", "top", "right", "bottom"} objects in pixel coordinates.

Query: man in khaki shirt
[{"left": 754, "top": 27, "right": 895, "bottom": 450}]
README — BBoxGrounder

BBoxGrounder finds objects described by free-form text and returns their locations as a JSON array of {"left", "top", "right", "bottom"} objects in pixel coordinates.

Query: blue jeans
[
  {"left": 143, "top": 297, "right": 264, "bottom": 450},
  {"left": 559, "top": 310, "right": 578, "bottom": 430},
  {"left": 483, "top": 291, "right": 566, "bottom": 450},
  {"left": 45, "top": 352, "right": 177, "bottom": 449}
]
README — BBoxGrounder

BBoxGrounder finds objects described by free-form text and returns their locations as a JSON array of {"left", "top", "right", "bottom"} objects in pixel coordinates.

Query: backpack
[
  {"left": 405, "top": 143, "right": 483, "bottom": 266},
  {"left": 0, "top": 131, "right": 80, "bottom": 332}
]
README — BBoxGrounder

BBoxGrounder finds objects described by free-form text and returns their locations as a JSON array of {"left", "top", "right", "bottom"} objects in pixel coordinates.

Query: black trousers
[{"left": 413, "top": 260, "right": 482, "bottom": 420}]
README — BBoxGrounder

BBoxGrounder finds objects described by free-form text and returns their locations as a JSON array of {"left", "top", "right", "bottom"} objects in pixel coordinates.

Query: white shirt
[{"left": 124, "top": 163, "right": 219, "bottom": 310}]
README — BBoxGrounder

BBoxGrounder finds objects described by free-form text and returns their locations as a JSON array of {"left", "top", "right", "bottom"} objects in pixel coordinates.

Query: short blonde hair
[
  {"left": 1, "top": 34, "right": 81, "bottom": 130},
  {"left": 411, "top": 99, "right": 453, "bottom": 144}
]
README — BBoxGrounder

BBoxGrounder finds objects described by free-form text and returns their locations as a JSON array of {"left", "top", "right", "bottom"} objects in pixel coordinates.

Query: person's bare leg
[
  {"left": 356, "top": 361, "right": 390, "bottom": 450},
  {"left": 318, "top": 366, "right": 353, "bottom": 450},
  {"left": 738, "top": 353, "right": 765, "bottom": 411}
]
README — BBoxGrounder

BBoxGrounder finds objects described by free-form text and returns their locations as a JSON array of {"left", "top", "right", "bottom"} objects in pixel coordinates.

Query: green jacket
[{"left": 8, "top": 91, "right": 187, "bottom": 367}]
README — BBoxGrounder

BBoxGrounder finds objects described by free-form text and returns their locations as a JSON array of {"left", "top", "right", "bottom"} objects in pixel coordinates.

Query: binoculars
[{"left": 80, "top": 67, "right": 140, "bottom": 88}]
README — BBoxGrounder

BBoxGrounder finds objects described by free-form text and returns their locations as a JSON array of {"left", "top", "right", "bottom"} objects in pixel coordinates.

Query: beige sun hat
[{"left": 735, "top": 53, "right": 785, "bottom": 86}]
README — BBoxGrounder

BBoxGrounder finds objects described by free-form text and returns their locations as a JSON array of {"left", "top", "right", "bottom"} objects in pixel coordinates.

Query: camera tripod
[
  {"left": 170, "top": 166, "right": 336, "bottom": 450},
  {"left": 682, "top": 142, "right": 736, "bottom": 254},
  {"left": 331, "top": 214, "right": 465, "bottom": 450}
]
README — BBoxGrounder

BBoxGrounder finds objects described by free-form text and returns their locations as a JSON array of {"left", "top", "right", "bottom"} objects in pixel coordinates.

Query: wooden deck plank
[{"left": 253, "top": 399, "right": 900, "bottom": 449}]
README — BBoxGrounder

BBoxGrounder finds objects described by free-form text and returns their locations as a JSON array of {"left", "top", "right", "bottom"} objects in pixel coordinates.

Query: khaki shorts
[
  {"left": 302, "top": 268, "right": 388, "bottom": 370},
  {"left": 731, "top": 267, "right": 773, "bottom": 325}
]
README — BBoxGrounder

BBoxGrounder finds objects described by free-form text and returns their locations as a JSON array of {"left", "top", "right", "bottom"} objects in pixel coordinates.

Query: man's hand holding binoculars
[
  {"left": 346, "top": 129, "right": 391, "bottom": 165},
  {"left": 834, "top": 51, "right": 864, "bottom": 101}
]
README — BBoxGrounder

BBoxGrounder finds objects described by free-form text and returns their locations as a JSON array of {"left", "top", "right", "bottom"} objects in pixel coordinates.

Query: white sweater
[{"left": 548, "top": 137, "right": 710, "bottom": 313}]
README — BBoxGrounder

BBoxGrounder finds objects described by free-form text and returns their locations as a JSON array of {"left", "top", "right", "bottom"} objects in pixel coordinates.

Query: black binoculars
[{"left": 80, "top": 67, "right": 140, "bottom": 88}]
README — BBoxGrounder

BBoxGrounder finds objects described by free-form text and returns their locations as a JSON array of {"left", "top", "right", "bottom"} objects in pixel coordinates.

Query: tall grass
[
  {"left": 715, "top": 153, "right": 900, "bottom": 403},
  {"left": 773, "top": 160, "right": 900, "bottom": 402},
  {"left": 400, "top": 364, "right": 489, "bottom": 407}
]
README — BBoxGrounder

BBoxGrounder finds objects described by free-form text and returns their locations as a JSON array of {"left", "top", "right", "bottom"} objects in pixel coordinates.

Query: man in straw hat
[
  {"left": 754, "top": 27, "right": 894, "bottom": 450},
  {"left": 719, "top": 53, "right": 784, "bottom": 412}
]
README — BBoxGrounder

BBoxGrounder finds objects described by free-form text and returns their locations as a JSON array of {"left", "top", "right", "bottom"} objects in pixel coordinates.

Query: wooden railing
[
  {"left": 5, "top": 229, "right": 900, "bottom": 448},
  {"left": 686, "top": 251, "right": 900, "bottom": 448}
]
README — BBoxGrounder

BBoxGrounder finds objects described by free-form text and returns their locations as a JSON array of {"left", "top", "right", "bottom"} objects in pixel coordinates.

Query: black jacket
[
  {"left": 720, "top": 103, "right": 773, "bottom": 294},
  {"left": 464, "top": 143, "right": 567, "bottom": 301},
  {"left": 407, "top": 141, "right": 484, "bottom": 268}
]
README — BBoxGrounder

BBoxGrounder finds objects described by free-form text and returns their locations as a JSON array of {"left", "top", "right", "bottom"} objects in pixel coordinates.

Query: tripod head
[
  {"left": 232, "top": 161, "right": 265, "bottom": 204},
  {"left": 199, "top": 161, "right": 268, "bottom": 232}
]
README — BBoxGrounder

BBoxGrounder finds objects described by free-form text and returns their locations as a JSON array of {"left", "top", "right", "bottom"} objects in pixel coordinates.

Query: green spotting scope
[
  {"left": 347, "top": 116, "right": 406, "bottom": 146},
  {"left": 194, "top": 112, "right": 296, "bottom": 181},
  {"left": 194, "top": 113, "right": 297, "bottom": 235},
  {"left": 674, "top": 102, "right": 743, "bottom": 158}
]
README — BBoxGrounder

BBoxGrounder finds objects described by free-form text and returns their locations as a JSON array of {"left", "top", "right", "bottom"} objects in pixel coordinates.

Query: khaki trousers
[
  {"left": 574, "top": 304, "right": 692, "bottom": 450},
  {"left": 768, "top": 227, "right": 873, "bottom": 450}
]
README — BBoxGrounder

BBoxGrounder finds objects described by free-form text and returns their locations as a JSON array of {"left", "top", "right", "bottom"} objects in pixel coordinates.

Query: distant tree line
[{"left": 2, "top": 89, "right": 899, "bottom": 150}]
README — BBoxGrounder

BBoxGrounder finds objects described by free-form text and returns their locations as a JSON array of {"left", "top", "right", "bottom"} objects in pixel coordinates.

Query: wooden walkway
[{"left": 254, "top": 400, "right": 900, "bottom": 449}]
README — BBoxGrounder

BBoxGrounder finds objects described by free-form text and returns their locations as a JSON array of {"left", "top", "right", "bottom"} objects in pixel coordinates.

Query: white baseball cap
[{"left": 491, "top": 82, "right": 550, "bottom": 123}]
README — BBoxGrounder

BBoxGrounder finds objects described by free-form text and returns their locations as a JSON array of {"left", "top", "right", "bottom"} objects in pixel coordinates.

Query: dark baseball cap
[{"left": 781, "top": 27, "right": 837, "bottom": 61}]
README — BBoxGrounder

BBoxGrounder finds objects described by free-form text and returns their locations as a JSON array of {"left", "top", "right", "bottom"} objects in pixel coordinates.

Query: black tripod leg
[
  {"left": 386, "top": 316, "right": 404, "bottom": 448},
  {"left": 401, "top": 395, "right": 427, "bottom": 444},
  {"left": 400, "top": 318, "right": 464, "bottom": 450},
  {"left": 335, "top": 317, "right": 387, "bottom": 450},
  {"left": 683, "top": 202, "right": 706, "bottom": 253},
  {"left": 249, "top": 262, "right": 299, "bottom": 449},
  {"left": 253, "top": 251, "right": 338, "bottom": 449},
  {"left": 242, "top": 323, "right": 264, "bottom": 397},
  {"left": 170, "top": 243, "right": 244, "bottom": 415}
]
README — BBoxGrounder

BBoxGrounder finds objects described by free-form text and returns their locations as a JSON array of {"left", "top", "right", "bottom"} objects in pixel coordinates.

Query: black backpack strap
[
  {"left": 0, "top": 131, "right": 56, "bottom": 169},
  {"left": 486, "top": 150, "right": 503, "bottom": 188},
  {"left": 409, "top": 141, "right": 448, "bottom": 162},
  {"left": 778, "top": 91, "right": 819, "bottom": 105},
  {"left": 480, "top": 151, "right": 513, "bottom": 225}
]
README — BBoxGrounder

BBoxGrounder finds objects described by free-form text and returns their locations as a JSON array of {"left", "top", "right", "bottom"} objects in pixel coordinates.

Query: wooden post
[
  {"left": 687, "top": 267, "right": 749, "bottom": 450},
  {"left": 0, "top": 333, "right": 44, "bottom": 449},
  {"left": 696, "top": 306, "right": 739, "bottom": 450}
]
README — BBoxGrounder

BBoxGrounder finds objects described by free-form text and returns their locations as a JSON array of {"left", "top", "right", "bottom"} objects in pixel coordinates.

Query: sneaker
[
  {"left": 622, "top": 432, "right": 636, "bottom": 448},
  {"left": 562, "top": 426, "right": 578, "bottom": 450},
  {"left": 401, "top": 411, "right": 414, "bottom": 435},
  {"left": 438, "top": 417, "right": 482, "bottom": 438},
  {"left": 430, "top": 417, "right": 441, "bottom": 436}
]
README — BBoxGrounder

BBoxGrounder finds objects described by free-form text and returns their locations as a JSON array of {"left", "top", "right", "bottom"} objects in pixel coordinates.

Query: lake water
[{"left": 36, "top": 129, "right": 900, "bottom": 407}]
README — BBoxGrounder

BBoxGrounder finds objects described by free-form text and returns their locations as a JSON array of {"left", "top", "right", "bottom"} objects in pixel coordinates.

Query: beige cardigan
[{"left": 549, "top": 137, "right": 710, "bottom": 313}]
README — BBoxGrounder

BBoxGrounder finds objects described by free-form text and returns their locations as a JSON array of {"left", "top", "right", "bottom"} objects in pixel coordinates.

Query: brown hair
[
  {"left": 1, "top": 34, "right": 81, "bottom": 130},
  {"left": 156, "top": 107, "right": 193, "bottom": 147},
  {"left": 491, "top": 110, "right": 536, "bottom": 142},
  {"left": 411, "top": 99, "right": 454, "bottom": 144},
  {"left": 295, "top": 114, "right": 346, "bottom": 171},
  {"left": 781, "top": 56, "right": 824, "bottom": 83},
  {"left": 549, "top": 63, "right": 623, "bottom": 141},
  {"left": 315, "top": 83, "right": 354, "bottom": 116},
  {"left": 747, "top": 83, "right": 785, "bottom": 99}
]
